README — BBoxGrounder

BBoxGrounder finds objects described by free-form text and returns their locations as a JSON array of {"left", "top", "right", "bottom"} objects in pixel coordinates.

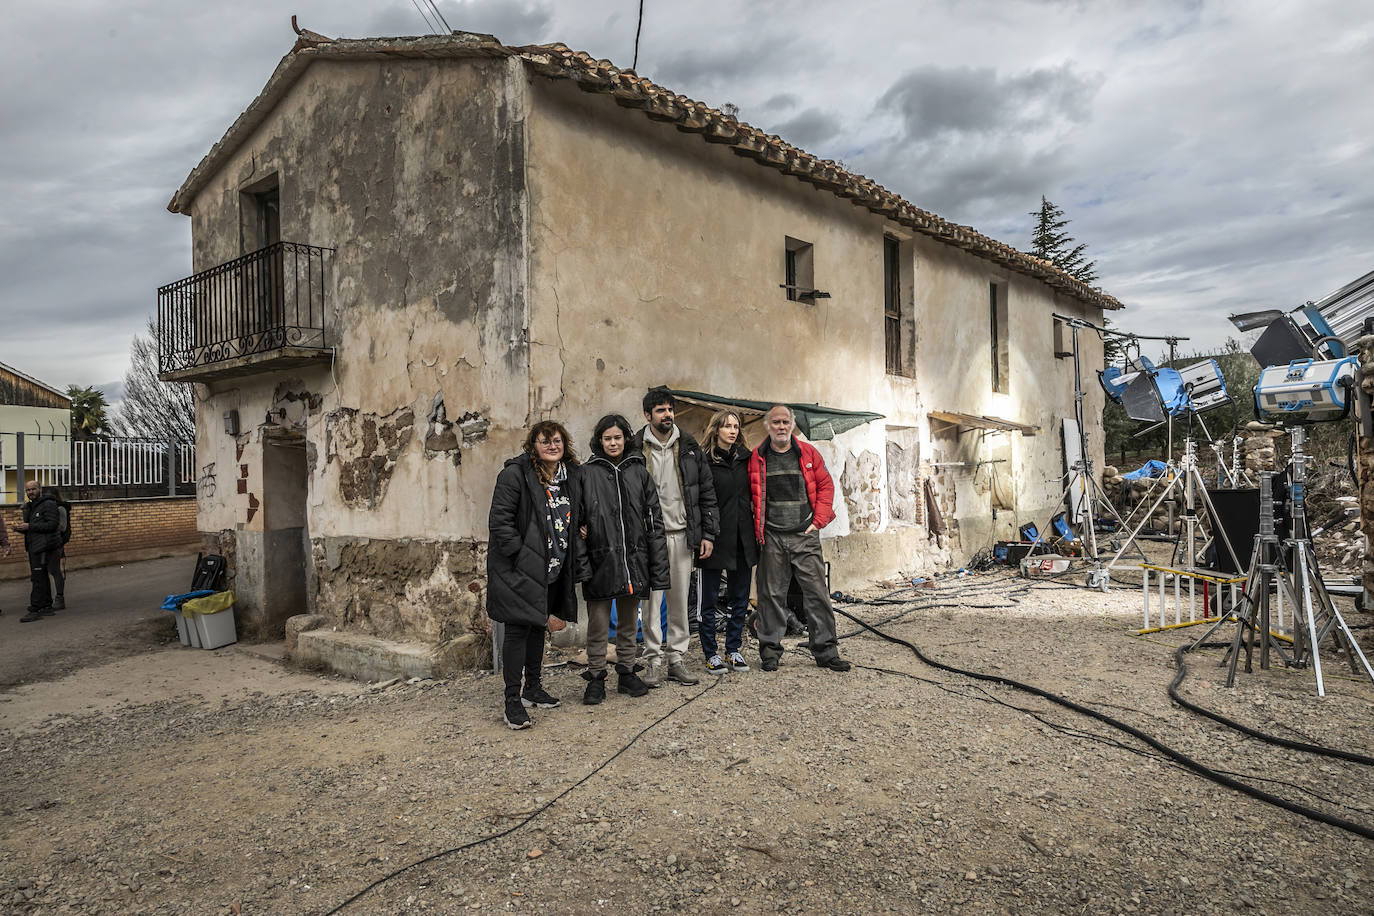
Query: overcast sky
[{"left": 3, "top": 0, "right": 1370, "bottom": 400}]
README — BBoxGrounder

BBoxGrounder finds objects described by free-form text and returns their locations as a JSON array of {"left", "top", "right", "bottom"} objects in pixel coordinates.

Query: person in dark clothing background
[
  {"left": 486, "top": 421, "right": 585, "bottom": 730},
  {"left": 0, "top": 508, "right": 10, "bottom": 615},
  {"left": 577, "top": 414, "right": 669, "bottom": 705},
  {"left": 44, "top": 486, "right": 71, "bottom": 610},
  {"left": 696, "top": 409, "right": 758, "bottom": 674},
  {"left": 14, "top": 480, "right": 61, "bottom": 622}
]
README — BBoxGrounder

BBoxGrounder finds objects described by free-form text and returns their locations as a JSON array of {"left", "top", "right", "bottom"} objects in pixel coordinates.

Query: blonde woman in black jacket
[
  {"left": 578, "top": 414, "right": 670, "bottom": 704},
  {"left": 695, "top": 410, "right": 758, "bottom": 674}
]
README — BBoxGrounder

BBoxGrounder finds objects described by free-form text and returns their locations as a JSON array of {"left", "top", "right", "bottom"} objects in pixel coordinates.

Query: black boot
[
  {"left": 616, "top": 664, "right": 649, "bottom": 698},
  {"left": 582, "top": 670, "right": 607, "bottom": 705}
]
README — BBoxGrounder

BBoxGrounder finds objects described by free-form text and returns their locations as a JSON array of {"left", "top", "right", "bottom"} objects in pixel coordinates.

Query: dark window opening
[
  {"left": 990, "top": 281, "right": 1009, "bottom": 393},
  {"left": 783, "top": 236, "right": 814, "bottom": 302},
  {"left": 884, "top": 236, "right": 902, "bottom": 374}
]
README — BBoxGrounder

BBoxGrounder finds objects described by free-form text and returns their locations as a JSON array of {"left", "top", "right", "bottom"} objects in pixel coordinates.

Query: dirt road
[{"left": 2, "top": 568, "right": 1372, "bottom": 914}]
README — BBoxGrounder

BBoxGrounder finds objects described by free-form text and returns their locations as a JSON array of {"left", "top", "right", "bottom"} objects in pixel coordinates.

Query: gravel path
[{"left": 2, "top": 570, "right": 1372, "bottom": 914}]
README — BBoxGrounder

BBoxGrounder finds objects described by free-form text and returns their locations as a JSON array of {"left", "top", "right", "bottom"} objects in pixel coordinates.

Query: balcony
[{"left": 157, "top": 242, "right": 334, "bottom": 383}]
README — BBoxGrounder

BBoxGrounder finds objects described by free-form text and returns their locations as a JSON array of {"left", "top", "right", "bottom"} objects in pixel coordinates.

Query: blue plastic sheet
[
  {"left": 1121, "top": 460, "right": 1168, "bottom": 481},
  {"left": 160, "top": 589, "right": 215, "bottom": 611}
]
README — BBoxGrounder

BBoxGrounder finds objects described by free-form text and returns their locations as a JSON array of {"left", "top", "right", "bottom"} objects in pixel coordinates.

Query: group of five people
[{"left": 486, "top": 388, "right": 850, "bottom": 730}]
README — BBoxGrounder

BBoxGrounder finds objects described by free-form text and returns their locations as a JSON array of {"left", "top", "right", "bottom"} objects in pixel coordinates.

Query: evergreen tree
[{"left": 1028, "top": 195, "right": 1098, "bottom": 285}]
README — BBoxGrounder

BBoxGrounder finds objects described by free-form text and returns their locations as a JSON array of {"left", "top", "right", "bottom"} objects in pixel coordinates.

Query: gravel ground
[{"left": 2, "top": 569, "right": 1372, "bottom": 915}]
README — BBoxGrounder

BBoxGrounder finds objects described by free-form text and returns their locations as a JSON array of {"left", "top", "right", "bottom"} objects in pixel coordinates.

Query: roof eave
[{"left": 166, "top": 33, "right": 1122, "bottom": 312}]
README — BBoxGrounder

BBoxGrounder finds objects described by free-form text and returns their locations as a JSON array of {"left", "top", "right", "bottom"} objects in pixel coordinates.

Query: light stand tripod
[
  {"left": 1035, "top": 316, "right": 1141, "bottom": 585},
  {"left": 1100, "top": 433, "right": 1246, "bottom": 585},
  {"left": 1191, "top": 429, "right": 1374, "bottom": 695}
]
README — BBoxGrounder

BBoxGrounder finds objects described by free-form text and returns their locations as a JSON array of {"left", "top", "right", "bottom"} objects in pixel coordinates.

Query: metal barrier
[
  {"left": 0, "top": 431, "right": 195, "bottom": 502},
  {"left": 1140, "top": 564, "right": 1248, "bottom": 633}
]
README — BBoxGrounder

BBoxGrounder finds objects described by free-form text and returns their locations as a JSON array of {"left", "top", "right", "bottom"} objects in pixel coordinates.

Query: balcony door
[{"left": 250, "top": 187, "right": 284, "bottom": 342}]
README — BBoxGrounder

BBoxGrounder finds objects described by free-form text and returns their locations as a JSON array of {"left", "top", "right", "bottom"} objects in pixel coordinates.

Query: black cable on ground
[
  {"left": 322, "top": 677, "right": 724, "bottom": 914},
  {"left": 1170, "top": 643, "right": 1374, "bottom": 766},
  {"left": 860, "top": 663, "right": 1374, "bottom": 818},
  {"left": 831, "top": 601, "right": 1374, "bottom": 841}
]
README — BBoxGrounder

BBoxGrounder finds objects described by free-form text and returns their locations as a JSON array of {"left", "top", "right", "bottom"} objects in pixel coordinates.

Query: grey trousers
[
  {"left": 755, "top": 529, "right": 839, "bottom": 664},
  {"left": 643, "top": 531, "right": 693, "bottom": 663},
  {"left": 586, "top": 598, "right": 642, "bottom": 674}
]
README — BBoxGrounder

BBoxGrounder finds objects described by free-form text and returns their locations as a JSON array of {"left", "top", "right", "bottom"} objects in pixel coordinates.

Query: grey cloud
[
  {"left": 878, "top": 63, "right": 1095, "bottom": 139},
  {"left": 366, "top": 0, "right": 554, "bottom": 43},
  {"left": 770, "top": 108, "right": 842, "bottom": 152},
  {"left": 763, "top": 93, "right": 800, "bottom": 110}
]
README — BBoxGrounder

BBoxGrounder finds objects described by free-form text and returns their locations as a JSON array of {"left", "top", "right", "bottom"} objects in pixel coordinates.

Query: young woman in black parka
[
  {"left": 577, "top": 414, "right": 670, "bottom": 705},
  {"left": 695, "top": 409, "right": 759, "bottom": 674},
  {"left": 486, "top": 420, "right": 586, "bottom": 730}
]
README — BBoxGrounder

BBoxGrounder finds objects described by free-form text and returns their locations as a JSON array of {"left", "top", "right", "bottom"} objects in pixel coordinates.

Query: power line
[
  {"left": 425, "top": 0, "right": 453, "bottom": 33},
  {"left": 409, "top": 0, "right": 439, "bottom": 34},
  {"left": 632, "top": 0, "right": 645, "bottom": 71}
]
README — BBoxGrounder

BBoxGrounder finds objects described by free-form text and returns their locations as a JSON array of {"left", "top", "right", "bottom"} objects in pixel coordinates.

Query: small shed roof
[{"left": 0, "top": 360, "right": 70, "bottom": 408}]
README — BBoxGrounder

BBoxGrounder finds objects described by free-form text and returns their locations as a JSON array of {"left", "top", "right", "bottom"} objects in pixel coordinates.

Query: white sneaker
[
  {"left": 705, "top": 655, "right": 728, "bottom": 674},
  {"left": 728, "top": 651, "right": 750, "bottom": 672}
]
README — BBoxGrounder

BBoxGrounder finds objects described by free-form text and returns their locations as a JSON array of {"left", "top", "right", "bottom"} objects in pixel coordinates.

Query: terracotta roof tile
[{"left": 169, "top": 31, "right": 1121, "bottom": 311}]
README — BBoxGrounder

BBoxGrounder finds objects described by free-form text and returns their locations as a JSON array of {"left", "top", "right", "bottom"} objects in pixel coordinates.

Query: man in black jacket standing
[
  {"left": 14, "top": 480, "right": 61, "bottom": 622},
  {"left": 634, "top": 388, "right": 718, "bottom": 687}
]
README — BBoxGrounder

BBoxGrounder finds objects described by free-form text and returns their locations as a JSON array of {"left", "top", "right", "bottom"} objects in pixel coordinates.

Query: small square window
[{"left": 784, "top": 236, "right": 814, "bottom": 302}]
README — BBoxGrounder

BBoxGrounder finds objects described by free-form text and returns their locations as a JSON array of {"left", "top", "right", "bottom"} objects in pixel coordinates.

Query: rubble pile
[
  {"left": 1313, "top": 495, "right": 1364, "bottom": 574},
  {"left": 1243, "top": 422, "right": 1280, "bottom": 476},
  {"left": 1100, "top": 465, "right": 1172, "bottom": 532}
]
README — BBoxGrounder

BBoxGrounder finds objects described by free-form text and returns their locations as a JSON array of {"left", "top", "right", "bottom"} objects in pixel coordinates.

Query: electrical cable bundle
[{"left": 830, "top": 586, "right": 1374, "bottom": 841}]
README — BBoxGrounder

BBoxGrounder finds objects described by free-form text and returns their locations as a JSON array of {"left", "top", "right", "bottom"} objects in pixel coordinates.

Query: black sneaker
[
  {"left": 503, "top": 700, "right": 532, "bottom": 730},
  {"left": 816, "top": 656, "right": 851, "bottom": 672},
  {"left": 616, "top": 666, "right": 650, "bottom": 698},
  {"left": 761, "top": 657, "right": 779, "bottom": 672},
  {"left": 52, "top": 596, "right": 65, "bottom": 610},
  {"left": 20, "top": 612, "right": 44, "bottom": 623},
  {"left": 582, "top": 671, "right": 607, "bottom": 706},
  {"left": 521, "top": 685, "right": 561, "bottom": 709}
]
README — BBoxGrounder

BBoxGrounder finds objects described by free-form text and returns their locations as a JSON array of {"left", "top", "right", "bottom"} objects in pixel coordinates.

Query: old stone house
[{"left": 157, "top": 29, "right": 1121, "bottom": 677}]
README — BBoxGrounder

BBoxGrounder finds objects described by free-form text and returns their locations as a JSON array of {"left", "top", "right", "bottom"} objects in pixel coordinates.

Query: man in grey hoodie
[{"left": 633, "top": 387, "right": 718, "bottom": 687}]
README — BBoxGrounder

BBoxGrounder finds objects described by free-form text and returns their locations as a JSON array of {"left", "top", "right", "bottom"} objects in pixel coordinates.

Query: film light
[{"left": 1254, "top": 356, "right": 1358, "bottom": 423}]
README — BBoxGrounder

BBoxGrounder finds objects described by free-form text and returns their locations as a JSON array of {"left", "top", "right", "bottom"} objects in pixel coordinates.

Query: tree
[
  {"left": 110, "top": 318, "right": 195, "bottom": 443},
  {"left": 1028, "top": 195, "right": 1098, "bottom": 286},
  {"left": 66, "top": 385, "right": 111, "bottom": 440}
]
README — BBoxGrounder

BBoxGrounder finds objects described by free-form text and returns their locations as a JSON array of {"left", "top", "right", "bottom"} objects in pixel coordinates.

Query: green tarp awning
[{"left": 667, "top": 389, "right": 884, "bottom": 441}]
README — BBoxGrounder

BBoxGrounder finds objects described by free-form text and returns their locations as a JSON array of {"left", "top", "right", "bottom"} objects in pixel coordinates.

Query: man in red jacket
[{"left": 748, "top": 406, "right": 850, "bottom": 672}]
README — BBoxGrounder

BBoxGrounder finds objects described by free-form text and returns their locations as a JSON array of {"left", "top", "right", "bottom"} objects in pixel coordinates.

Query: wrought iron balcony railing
[{"left": 157, "top": 242, "right": 334, "bottom": 379}]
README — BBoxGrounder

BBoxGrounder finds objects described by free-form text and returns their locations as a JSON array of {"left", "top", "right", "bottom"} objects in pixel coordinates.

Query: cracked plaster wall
[
  {"left": 524, "top": 76, "right": 1098, "bottom": 569},
  {"left": 182, "top": 56, "right": 531, "bottom": 645}
]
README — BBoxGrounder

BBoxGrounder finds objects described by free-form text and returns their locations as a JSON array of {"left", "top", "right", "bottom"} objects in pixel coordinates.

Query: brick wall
[{"left": 0, "top": 496, "right": 198, "bottom": 572}]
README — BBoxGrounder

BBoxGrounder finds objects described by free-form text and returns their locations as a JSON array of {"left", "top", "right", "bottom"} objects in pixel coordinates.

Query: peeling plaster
[
  {"left": 325, "top": 406, "right": 415, "bottom": 509},
  {"left": 841, "top": 450, "right": 883, "bottom": 532}
]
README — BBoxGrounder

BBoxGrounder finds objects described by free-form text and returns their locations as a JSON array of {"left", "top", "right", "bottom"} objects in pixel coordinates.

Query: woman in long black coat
[
  {"left": 487, "top": 420, "right": 585, "bottom": 730},
  {"left": 695, "top": 409, "right": 759, "bottom": 674},
  {"left": 578, "top": 414, "right": 670, "bottom": 704}
]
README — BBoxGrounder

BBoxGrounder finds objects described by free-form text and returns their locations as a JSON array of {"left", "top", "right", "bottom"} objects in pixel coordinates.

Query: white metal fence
[{"left": 0, "top": 432, "right": 195, "bottom": 502}]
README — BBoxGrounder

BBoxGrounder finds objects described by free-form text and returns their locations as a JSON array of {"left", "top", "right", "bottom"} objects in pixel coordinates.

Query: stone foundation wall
[{"left": 311, "top": 536, "right": 489, "bottom": 666}]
